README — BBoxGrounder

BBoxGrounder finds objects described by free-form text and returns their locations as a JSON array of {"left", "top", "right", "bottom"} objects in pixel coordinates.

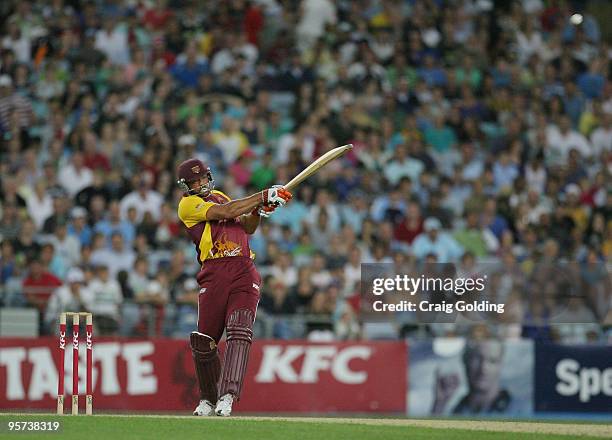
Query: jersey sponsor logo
[
  {"left": 191, "top": 165, "right": 201, "bottom": 174},
  {"left": 223, "top": 247, "right": 242, "bottom": 257},
  {"left": 254, "top": 345, "right": 373, "bottom": 384},
  {"left": 212, "top": 233, "right": 243, "bottom": 258},
  {"left": 252, "top": 283, "right": 260, "bottom": 290}
]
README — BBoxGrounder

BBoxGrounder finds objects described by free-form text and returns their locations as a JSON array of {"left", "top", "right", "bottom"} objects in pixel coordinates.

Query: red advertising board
[
  {"left": 0, "top": 338, "right": 407, "bottom": 413},
  {"left": 241, "top": 340, "right": 407, "bottom": 412}
]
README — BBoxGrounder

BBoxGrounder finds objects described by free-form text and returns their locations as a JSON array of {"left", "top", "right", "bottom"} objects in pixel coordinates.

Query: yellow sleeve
[
  {"left": 177, "top": 196, "right": 215, "bottom": 228},
  {"left": 212, "top": 190, "right": 231, "bottom": 201}
]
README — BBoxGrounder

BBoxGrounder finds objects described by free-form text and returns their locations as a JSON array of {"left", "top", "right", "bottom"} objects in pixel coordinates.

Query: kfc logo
[
  {"left": 255, "top": 345, "right": 372, "bottom": 384},
  {"left": 86, "top": 331, "right": 92, "bottom": 350},
  {"left": 59, "top": 331, "right": 66, "bottom": 350},
  {"left": 73, "top": 332, "right": 79, "bottom": 350}
]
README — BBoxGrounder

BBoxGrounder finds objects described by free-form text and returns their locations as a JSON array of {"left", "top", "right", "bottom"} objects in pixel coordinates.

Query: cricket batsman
[{"left": 176, "top": 158, "right": 292, "bottom": 416}]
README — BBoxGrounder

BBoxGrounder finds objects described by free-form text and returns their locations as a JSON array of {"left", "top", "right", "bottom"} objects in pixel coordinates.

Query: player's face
[{"left": 189, "top": 177, "right": 209, "bottom": 193}]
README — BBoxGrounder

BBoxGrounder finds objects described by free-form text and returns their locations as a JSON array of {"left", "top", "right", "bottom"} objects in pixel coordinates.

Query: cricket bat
[{"left": 283, "top": 144, "right": 353, "bottom": 192}]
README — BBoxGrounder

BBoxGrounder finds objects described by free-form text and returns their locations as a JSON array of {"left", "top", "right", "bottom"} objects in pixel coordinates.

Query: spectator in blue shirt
[
  {"left": 333, "top": 167, "right": 361, "bottom": 202},
  {"left": 0, "top": 240, "right": 15, "bottom": 284},
  {"left": 493, "top": 151, "right": 519, "bottom": 192},
  {"left": 418, "top": 55, "right": 447, "bottom": 87},
  {"left": 577, "top": 59, "right": 605, "bottom": 99},
  {"left": 563, "top": 81, "right": 586, "bottom": 127},
  {"left": 170, "top": 43, "right": 209, "bottom": 88},
  {"left": 67, "top": 207, "right": 93, "bottom": 247},
  {"left": 94, "top": 200, "right": 136, "bottom": 246},
  {"left": 412, "top": 217, "right": 464, "bottom": 262},
  {"left": 269, "top": 197, "right": 310, "bottom": 235},
  {"left": 371, "top": 189, "right": 407, "bottom": 223},
  {"left": 482, "top": 199, "right": 509, "bottom": 242}
]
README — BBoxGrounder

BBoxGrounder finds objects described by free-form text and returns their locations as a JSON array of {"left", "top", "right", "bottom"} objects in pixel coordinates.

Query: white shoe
[
  {"left": 193, "top": 399, "right": 215, "bottom": 416},
  {"left": 215, "top": 394, "right": 234, "bottom": 417}
]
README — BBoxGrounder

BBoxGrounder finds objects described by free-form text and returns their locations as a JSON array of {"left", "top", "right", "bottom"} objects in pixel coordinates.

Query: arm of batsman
[{"left": 262, "top": 185, "right": 292, "bottom": 207}]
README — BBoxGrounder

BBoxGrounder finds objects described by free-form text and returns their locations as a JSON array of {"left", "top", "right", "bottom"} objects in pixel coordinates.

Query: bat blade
[{"left": 284, "top": 144, "right": 353, "bottom": 192}]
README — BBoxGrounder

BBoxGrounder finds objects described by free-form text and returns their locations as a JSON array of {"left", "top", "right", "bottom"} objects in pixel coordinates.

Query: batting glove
[
  {"left": 251, "top": 205, "right": 276, "bottom": 218},
  {"left": 261, "top": 186, "right": 292, "bottom": 207},
  {"left": 258, "top": 205, "right": 276, "bottom": 218}
]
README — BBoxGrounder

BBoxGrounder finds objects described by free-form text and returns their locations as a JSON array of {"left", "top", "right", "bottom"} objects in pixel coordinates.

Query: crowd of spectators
[{"left": 0, "top": 0, "right": 610, "bottom": 342}]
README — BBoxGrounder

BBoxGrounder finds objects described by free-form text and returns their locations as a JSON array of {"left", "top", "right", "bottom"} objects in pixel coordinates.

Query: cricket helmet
[{"left": 176, "top": 158, "right": 215, "bottom": 196}]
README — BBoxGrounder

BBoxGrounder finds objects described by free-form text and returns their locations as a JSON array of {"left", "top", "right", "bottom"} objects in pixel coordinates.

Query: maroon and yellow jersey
[{"left": 177, "top": 190, "right": 254, "bottom": 265}]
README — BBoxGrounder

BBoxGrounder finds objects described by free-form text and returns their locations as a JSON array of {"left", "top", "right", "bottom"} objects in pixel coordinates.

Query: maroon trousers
[{"left": 196, "top": 256, "right": 261, "bottom": 343}]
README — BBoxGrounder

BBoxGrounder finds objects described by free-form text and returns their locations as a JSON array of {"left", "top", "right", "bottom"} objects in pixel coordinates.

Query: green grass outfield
[{"left": 0, "top": 414, "right": 609, "bottom": 440}]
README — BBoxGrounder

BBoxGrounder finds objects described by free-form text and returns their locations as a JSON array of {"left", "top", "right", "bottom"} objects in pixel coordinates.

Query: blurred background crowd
[{"left": 0, "top": 0, "right": 609, "bottom": 343}]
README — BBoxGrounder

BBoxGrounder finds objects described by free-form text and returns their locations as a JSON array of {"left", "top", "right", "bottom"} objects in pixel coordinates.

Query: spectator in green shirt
[
  {"left": 455, "top": 54, "right": 482, "bottom": 90},
  {"left": 250, "top": 151, "right": 277, "bottom": 190},
  {"left": 177, "top": 89, "right": 203, "bottom": 122},
  {"left": 453, "top": 211, "right": 500, "bottom": 257}
]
